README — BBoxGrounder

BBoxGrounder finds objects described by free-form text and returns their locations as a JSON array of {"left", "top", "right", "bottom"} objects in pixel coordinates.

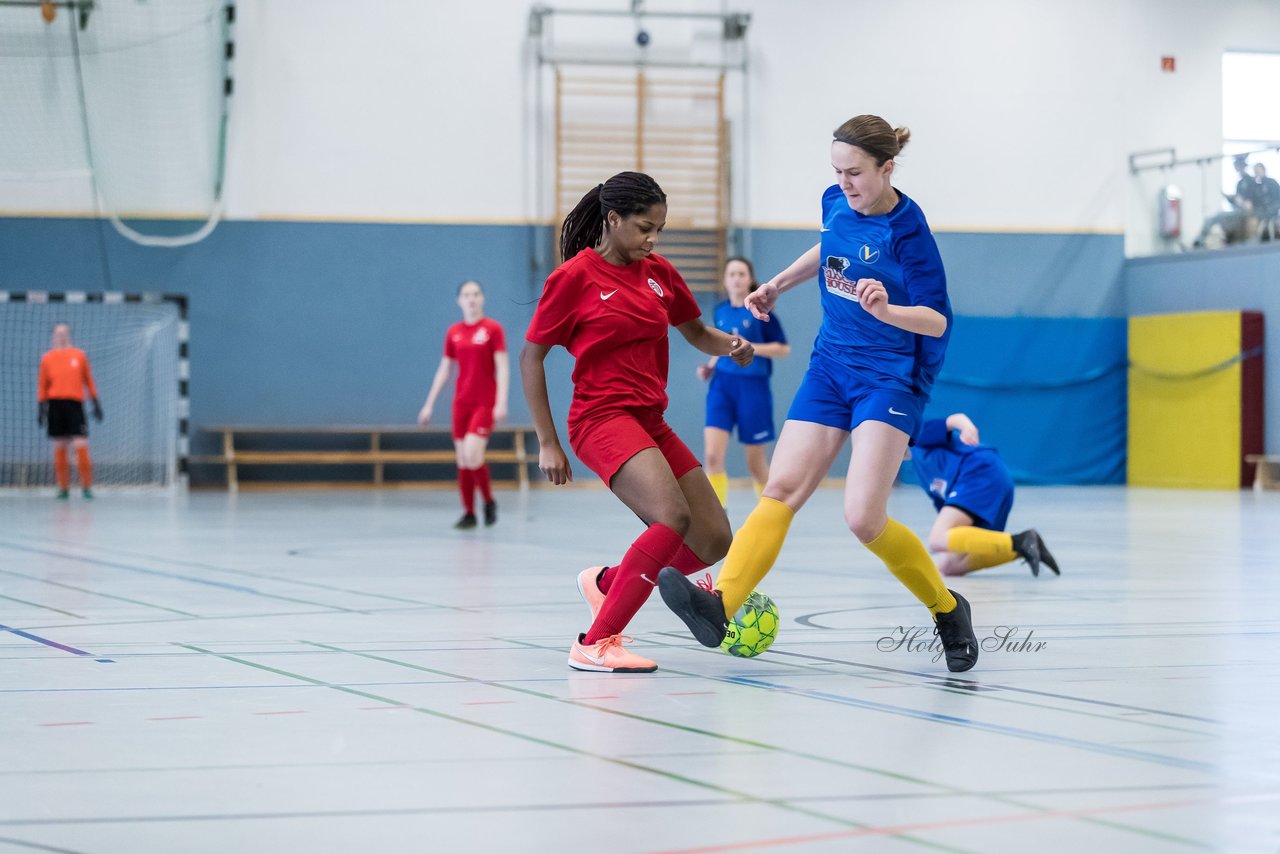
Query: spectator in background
[{"left": 1249, "top": 163, "right": 1280, "bottom": 237}]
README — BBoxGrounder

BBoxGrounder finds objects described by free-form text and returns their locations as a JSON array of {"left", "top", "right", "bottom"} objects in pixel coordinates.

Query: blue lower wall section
[
  {"left": 1, "top": 216, "right": 1130, "bottom": 485},
  {"left": 914, "top": 317, "right": 1128, "bottom": 485}
]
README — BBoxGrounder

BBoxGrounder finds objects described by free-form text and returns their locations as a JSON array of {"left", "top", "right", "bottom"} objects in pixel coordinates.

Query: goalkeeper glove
[
  {"left": 38, "top": 401, "right": 48, "bottom": 427},
  {"left": 91, "top": 399, "right": 103, "bottom": 422}
]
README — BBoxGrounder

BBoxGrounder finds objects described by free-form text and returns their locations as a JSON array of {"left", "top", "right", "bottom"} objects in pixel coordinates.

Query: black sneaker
[
  {"left": 82, "top": 488, "right": 94, "bottom": 500},
  {"left": 933, "top": 590, "right": 978, "bottom": 672},
  {"left": 483, "top": 500, "right": 497, "bottom": 527},
  {"left": 454, "top": 512, "right": 478, "bottom": 530},
  {"left": 1012, "top": 529, "right": 1059, "bottom": 577},
  {"left": 657, "top": 567, "right": 729, "bottom": 648},
  {"left": 56, "top": 489, "right": 70, "bottom": 501}
]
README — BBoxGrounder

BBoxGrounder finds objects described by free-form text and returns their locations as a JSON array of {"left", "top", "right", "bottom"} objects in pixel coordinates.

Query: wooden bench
[
  {"left": 1245, "top": 454, "right": 1280, "bottom": 492},
  {"left": 190, "top": 425, "right": 535, "bottom": 491}
]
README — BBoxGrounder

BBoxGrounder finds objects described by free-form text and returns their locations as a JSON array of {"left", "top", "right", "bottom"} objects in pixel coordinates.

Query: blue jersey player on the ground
[
  {"left": 658, "top": 114, "right": 984, "bottom": 673},
  {"left": 698, "top": 257, "right": 790, "bottom": 508},
  {"left": 909, "top": 412, "right": 1059, "bottom": 577}
]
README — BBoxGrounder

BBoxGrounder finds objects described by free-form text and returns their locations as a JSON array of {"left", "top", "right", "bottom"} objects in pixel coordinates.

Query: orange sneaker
[
  {"left": 576, "top": 566, "right": 607, "bottom": 620},
  {"left": 568, "top": 634, "right": 657, "bottom": 673}
]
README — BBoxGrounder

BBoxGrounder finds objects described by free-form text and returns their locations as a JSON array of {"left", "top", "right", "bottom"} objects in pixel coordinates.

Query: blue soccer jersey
[
  {"left": 911, "top": 418, "right": 1014, "bottom": 531},
  {"left": 815, "top": 185, "right": 951, "bottom": 399},
  {"left": 712, "top": 300, "right": 787, "bottom": 378}
]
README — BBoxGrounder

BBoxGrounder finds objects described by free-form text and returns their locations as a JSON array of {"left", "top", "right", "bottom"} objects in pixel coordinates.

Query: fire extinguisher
[{"left": 1159, "top": 185, "right": 1182, "bottom": 239}]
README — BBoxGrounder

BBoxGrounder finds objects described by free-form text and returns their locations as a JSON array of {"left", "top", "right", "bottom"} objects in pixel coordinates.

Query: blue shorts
[
  {"left": 945, "top": 450, "right": 1015, "bottom": 531},
  {"left": 786, "top": 357, "right": 924, "bottom": 439},
  {"left": 705, "top": 374, "right": 776, "bottom": 445}
]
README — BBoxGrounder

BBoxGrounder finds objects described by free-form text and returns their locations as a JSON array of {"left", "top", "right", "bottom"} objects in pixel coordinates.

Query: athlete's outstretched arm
[
  {"left": 945, "top": 412, "right": 980, "bottom": 445},
  {"left": 417, "top": 356, "right": 455, "bottom": 425},
  {"left": 744, "top": 243, "right": 821, "bottom": 321},
  {"left": 493, "top": 351, "right": 510, "bottom": 423},
  {"left": 855, "top": 279, "right": 947, "bottom": 337},
  {"left": 752, "top": 341, "right": 791, "bottom": 359},
  {"left": 519, "top": 342, "right": 572, "bottom": 485},
  {"left": 676, "top": 319, "right": 754, "bottom": 367}
]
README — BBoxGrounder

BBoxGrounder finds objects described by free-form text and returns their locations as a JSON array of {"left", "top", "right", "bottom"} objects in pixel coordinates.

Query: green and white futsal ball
[{"left": 720, "top": 590, "right": 779, "bottom": 658}]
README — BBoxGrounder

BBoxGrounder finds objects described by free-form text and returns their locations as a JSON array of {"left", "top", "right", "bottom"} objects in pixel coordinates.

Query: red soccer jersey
[
  {"left": 38, "top": 347, "right": 98, "bottom": 402},
  {"left": 525, "top": 248, "right": 701, "bottom": 426},
  {"left": 445, "top": 317, "right": 506, "bottom": 405}
]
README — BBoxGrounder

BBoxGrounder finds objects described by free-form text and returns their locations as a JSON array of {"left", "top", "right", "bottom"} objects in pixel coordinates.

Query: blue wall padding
[{"left": 907, "top": 317, "right": 1128, "bottom": 485}]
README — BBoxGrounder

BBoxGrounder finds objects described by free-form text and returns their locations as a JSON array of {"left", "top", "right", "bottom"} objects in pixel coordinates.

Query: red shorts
[
  {"left": 569, "top": 408, "right": 701, "bottom": 486},
  {"left": 452, "top": 401, "right": 494, "bottom": 441}
]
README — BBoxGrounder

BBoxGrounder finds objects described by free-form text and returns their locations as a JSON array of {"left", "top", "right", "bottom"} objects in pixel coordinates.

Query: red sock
[
  {"left": 670, "top": 544, "right": 711, "bottom": 575},
  {"left": 474, "top": 463, "right": 493, "bottom": 502},
  {"left": 599, "top": 542, "right": 710, "bottom": 594},
  {"left": 583, "top": 523, "right": 684, "bottom": 644},
  {"left": 54, "top": 446, "right": 70, "bottom": 489},
  {"left": 457, "top": 468, "right": 476, "bottom": 514},
  {"left": 76, "top": 446, "right": 93, "bottom": 488}
]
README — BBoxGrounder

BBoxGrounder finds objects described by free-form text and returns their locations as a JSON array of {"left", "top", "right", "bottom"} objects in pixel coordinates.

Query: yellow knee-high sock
[
  {"left": 865, "top": 518, "right": 957, "bottom": 615},
  {"left": 708, "top": 472, "right": 728, "bottom": 507},
  {"left": 946, "top": 526, "right": 1017, "bottom": 571},
  {"left": 716, "top": 497, "right": 794, "bottom": 616}
]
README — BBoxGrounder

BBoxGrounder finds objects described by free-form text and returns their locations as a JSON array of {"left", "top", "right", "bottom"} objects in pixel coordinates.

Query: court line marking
[
  {"left": 0, "top": 568, "right": 197, "bottom": 617},
  {"left": 31, "top": 537, "right": 473, "bottom": 611},
  {"left": 764, "top": 646, "right": 1221, "bottom": 724},
  {"left": 175, "top": 642, "right": 970, "bottom": 853},
  {"left": 0, "top": 594, "right": 84, "bottom": 619},
  {"left": 1, "top": 607, "right": 421, "bottom": 634},
  {"left": 727, "top": 675, "right": 1210, "bottom": 772},
  {"left": 495, "top": 637, "right": 1211, "bottom": 850},
  {"left": 314, "top": 639, "right": 1210, "bottom": 850},
  {"left": 0, "top": 835, "right": 87, "bottom": 854},
  {"left": 646, "top": 791, "right": 1280, "bottom": 854},
  {"left": 638, "top": 633, "right": 1214, "bottom": 737},
  {"left": 0, "top": 623, "right": 112, "bottom": 663},
  {"left": 0, "top": 541, "right": 366, "bottom": 615}
]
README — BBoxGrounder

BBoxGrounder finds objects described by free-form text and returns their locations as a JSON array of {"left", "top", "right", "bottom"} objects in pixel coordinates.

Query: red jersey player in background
[
  {"left": 418, "top": 280, "right": 509, "bottom": 529},
  {"left": 521, "top": 171, "right": 755, "bottom": 673},
  {"left": 38, "top": 322, "right": 103, "bottom": 500}
]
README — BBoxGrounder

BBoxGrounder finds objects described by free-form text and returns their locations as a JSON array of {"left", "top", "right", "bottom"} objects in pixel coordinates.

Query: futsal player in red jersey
[
  {"left": 37, "top": 322, "right": 103, "bottom": 499},
  {"left": 418, "top": 281, "right": 509, "bottom": 529},
  {"left": 521, "top": 171, "right": 755, "bottom": 673}
]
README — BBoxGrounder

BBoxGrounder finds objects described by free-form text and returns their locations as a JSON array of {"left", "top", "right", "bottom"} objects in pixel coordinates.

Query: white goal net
[{"left": 0, "top": 292, "right": 184, "bottom": 488}]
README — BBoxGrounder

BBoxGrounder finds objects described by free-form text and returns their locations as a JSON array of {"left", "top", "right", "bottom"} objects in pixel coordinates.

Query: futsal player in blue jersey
[
  {"left": 911, "top": 412, "right": 1060, "bottom": 578},
  {"left": 699, "top": 257, "right": 790, "bottom": 507},
  {"left": 659, "top": 114, "right": 982, "bottom": 672}
]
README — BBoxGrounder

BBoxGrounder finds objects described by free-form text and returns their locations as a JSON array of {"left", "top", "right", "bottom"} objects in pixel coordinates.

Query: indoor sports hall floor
[{"left": 1, "top": 484, "right": 1277, "bottom": 853}]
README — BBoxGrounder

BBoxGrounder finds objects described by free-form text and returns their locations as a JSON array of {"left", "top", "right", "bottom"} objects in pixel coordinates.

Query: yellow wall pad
[{"left": 1128, "top": 310, "right": 1263, "bottom": 489}]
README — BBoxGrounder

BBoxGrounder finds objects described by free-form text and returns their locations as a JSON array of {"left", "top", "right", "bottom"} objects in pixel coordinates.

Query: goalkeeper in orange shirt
[{"left": 38, "top": 323, "right": 103, "bottom": 499}]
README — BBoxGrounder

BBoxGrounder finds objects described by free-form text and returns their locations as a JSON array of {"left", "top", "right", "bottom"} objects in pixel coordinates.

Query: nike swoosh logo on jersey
[
  {"left": 888, "top": 407, "right": 907, "bottom": 416},
  {"left": 600, "top": 290, "right": 618, "bottom": 300},
  {"left": 641, "top": 573, "right": 656, "bottom": 585}
]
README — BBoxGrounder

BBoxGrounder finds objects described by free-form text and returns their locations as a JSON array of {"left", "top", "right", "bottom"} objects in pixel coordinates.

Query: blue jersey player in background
[
  {"left": 910, "top": 412, "right": 1060, "bottom": 578},
  {"left": 659, "top": 114, "right": 983, "bottom": 673},
  {"left": 698, "top": 256, "right": 790, "bottom": 508}
]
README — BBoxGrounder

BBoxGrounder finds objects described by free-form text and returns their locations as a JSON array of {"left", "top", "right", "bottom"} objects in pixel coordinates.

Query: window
[{"left": 1222, "top": 51, "right": 1280, "bottom": 197}]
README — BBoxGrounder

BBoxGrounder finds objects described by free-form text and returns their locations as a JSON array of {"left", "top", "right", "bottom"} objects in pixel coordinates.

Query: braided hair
[{"left": 560, "top": 171, "right": 667, "bottom": 260}]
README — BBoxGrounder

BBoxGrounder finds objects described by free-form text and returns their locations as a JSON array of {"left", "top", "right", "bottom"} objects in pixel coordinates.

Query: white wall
[{"left": 7, "top": 0, "right": 1280, "bottom": 236}]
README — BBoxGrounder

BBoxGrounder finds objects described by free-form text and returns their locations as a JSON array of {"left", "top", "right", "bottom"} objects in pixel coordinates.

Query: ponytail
[{"left": 560, "top": 184, "right": 606, "bottom": 259}]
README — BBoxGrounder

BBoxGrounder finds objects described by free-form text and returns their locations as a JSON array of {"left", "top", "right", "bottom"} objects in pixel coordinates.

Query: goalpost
[{"left": 0, "top": 290, "right": 188, "bottom": 490}]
